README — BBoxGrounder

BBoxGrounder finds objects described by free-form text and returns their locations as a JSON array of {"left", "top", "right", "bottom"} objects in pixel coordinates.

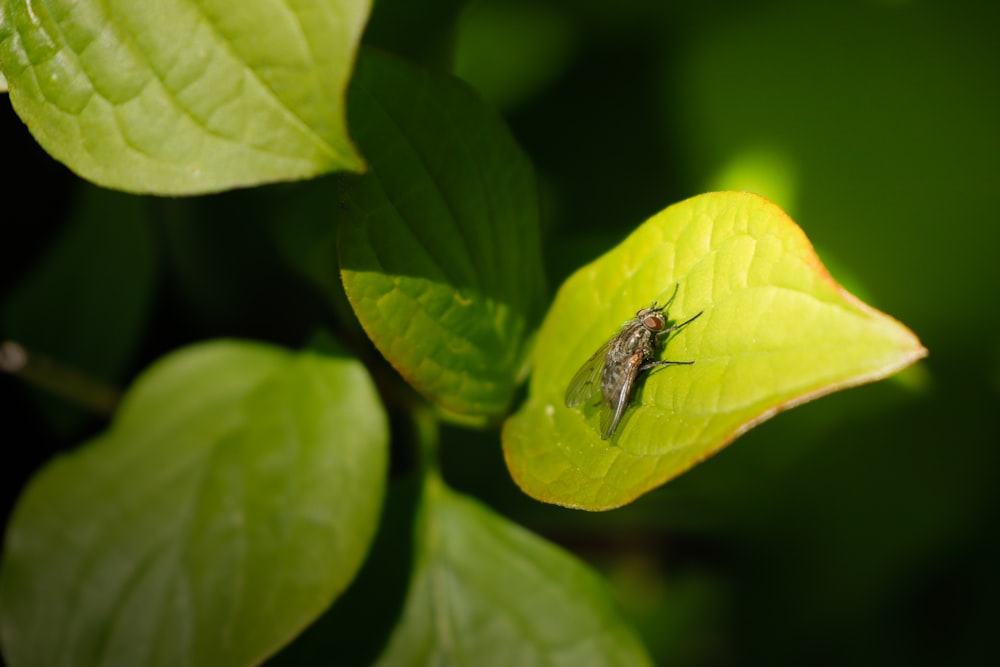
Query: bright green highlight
[
  {"left": 0, "top": 0, "right": 369, "bottom": 194},
  {"left": 375, "top": 475, "right": 653, "bottom": 666},
  {"left": 708, "top": 145, "right": 800, "bottom": 215},
  {"left": 503, "top": 192, "right": 926, "bottom": 510},
  {"left": 339, "top": 49, "right": 546, "bottom": 422},
  {"left": 0, "top": 341, "right": 388, "bottom": 667}
]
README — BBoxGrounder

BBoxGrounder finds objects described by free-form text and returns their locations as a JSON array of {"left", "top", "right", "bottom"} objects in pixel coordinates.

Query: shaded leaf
[
  {"left": 339, "top": 49, "right": 546, "bottom": 422},
  {"left": 503, "top": 192, "right": 926, "bottom": 510},
  {"left": 0, "top": 340, "right": 388, "bottom": 667},
  {"left": 375, "top": 476, "right": 652, "bottom": 667},
  {"left": 362, "top": 0, "right": 466, "bottom": 67},
  {"left": 0, "top": 0, "right": 368, "bottom": 194}
]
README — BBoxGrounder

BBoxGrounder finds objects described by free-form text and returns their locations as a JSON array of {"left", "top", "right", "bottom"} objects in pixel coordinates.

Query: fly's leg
[{"left": 643, "top": 308, "right": 704, "bottom": 373}]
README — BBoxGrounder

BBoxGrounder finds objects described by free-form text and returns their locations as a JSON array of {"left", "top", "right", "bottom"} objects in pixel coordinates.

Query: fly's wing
[
  {"left": 600, "top": 353, "right": 642, "bottom": 440},
  {"left": 564, "top": 338, "right": 612, "bottom": 407}
]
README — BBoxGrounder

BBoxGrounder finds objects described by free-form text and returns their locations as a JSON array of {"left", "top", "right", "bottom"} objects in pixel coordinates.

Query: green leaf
[
  {"left": 1, "top": 183, "right": 155, "bottom": 431},
  {"left": 503, "top": 192, "right": 927, "bottom": 510},
  {"left": 339, "top": 49, "right": 547, "bottom": 422},
  {"left": 0, "top": 340, "right": 388, "bottom": 667},
  {"left": 0, "top": 0, "right": 368, "bottom": 194},
  {"left": 374, "top": 476, "right": 653, "bottom": 667},
  {"left": 362, "top": 0, "right": 466, "bottom": 67},
  {"left": 264, "top": 473, "right": 421, "bottom": 667}
]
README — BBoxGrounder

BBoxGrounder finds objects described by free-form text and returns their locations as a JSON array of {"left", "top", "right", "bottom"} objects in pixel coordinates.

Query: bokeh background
[
  {"left": 445, "top": 1, "right": 1000, "bottom": 664},
  {"left": 3, "top": 0, "right": 998, "bottom": 665}
]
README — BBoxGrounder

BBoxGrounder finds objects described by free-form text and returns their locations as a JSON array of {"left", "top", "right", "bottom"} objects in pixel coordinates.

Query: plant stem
[
  {"left": 410, "top": 402, "right": 441, "bottom": 478},
  {"left": 0, "top": 340, "right": 120, "bottom": 416}
]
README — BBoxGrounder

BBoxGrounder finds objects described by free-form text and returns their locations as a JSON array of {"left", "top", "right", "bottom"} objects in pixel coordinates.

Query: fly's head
[{"left": 635, "top": 303, "right": 668, "bottom": 333}]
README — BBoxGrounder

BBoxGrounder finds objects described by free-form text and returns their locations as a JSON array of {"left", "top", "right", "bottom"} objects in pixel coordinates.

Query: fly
[{"left": 564, "top": 285, "right": 703, "bottom": 439}]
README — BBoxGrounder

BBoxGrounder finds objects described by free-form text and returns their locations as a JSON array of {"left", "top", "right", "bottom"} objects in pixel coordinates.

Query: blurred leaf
[
  {"left": 374, "top": 476, "right": 653, "bottom": 667},
  {"left": 362, "top": 0, "right": 465, "bottom": 68},
  {"left": 0, "top": 341, "right": 388, "bottom": 667},
  {"left": 1, "top": 183, "right": 155, "bottom": 432},
  {"left": 453, "top": 0, "right": 578, "bottom": 111},
  {"left": 503, "top": 192, "right": 927, "bottom": 510},
  {"left": 339, "top": 49, "right": 547, "bottom": 423},
  {"left": 266, "top": 472, "right": 421, "bottom": 667},
  {"left": 0, "top": 0, "right": 369, "bottom": 194}
]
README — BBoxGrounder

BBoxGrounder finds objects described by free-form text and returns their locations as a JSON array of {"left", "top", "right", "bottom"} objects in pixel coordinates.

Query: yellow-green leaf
[
  {"left": 503, "top": 192, "right": 926, "bottom": 510},
  {"left": 0, "top": 0, "right": 369, "bottom": 194}
]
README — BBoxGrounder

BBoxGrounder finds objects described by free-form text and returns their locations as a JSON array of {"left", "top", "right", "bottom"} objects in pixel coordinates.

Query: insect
[{"left": 564, "top": 286, "right": 703, "bottom": 439}]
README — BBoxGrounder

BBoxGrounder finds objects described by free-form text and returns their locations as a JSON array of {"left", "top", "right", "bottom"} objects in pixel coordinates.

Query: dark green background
[{"left": 3, "top": 0, "right": 998, "bottom": 664}]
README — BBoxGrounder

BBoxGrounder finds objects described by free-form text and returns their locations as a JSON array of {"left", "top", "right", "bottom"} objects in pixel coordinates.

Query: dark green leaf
[
  {"left": 362, "top": 0, "right": 465, "bottom": 67},
  {"left": 339, "top": 49, "right": 547, "bottom": 422}
]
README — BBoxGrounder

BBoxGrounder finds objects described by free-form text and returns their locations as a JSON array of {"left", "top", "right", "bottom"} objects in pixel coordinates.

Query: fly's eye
[{"left": 643, "top": 315, "right": 664, "bottom": 330}]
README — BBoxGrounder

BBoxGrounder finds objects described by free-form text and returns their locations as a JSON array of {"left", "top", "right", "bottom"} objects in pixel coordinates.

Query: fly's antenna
[{"left": 660, "top": 283, "right": 681, "bottom": 311}]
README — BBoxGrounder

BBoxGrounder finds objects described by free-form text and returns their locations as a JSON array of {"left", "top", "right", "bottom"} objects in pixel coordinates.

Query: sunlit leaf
[
  {"left": 503, "top": 192, "right": 927, "bottom": 510},
  {"left": 0, "top": 0, "right": 369, "bottom": 194}
]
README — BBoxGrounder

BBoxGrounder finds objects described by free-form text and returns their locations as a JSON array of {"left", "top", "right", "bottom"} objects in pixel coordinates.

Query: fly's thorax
[
  {"left": 630, "top": 327, "right": 657, "bottom": 356},
  {"left": 603, "top": 322, "right": 659, "bottom": 378}
]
